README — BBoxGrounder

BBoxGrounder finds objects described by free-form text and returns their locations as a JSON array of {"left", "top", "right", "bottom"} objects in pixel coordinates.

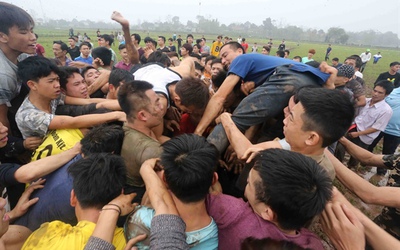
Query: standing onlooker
[
  {"left": 278, "top": 40, "right": 285, "bottom": 51},
  {"left": 359, "top": 49, "right": 372, "bottom": 72},
  {"left": 241, "top": 38, "right": 249, "bottom": 53},
  {"left": 35, "top": 34, "right": 45, "bottom": 57},
  {"left": 325, "top": 44, "right": 332, "bottom": 61},
  {"left": 331, "top": 57, "right": 342, "bottom": 68},
  {"left": 210, "top": 35, "right": 223, "bottom": 57},
  {"left": 176, "top": 35, "right": 183, "bottom": 52},
  {"left": 251, "top": 43, "right": 258, "bottom": 53},
  {"left": 67, "top": 37, "right": 80, "bottom": 60},
  {"left": 374, "top": 61, "right": 400, "bottom": 88},
  {"left": 302, "top": 49, "right": 316, "bottom": 63},
  {"left": 167, "top": 38, "right": 176, "bottom": 52}
]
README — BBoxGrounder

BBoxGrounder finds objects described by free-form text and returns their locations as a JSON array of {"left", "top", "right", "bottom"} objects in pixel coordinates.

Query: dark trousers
[{"left": 369, "top": 132, "right": 400, "bottom": 175}]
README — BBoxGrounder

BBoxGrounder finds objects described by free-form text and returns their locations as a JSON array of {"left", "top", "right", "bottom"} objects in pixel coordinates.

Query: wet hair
[
  {"left": 17, "top": 56, "right": 60, "bottom": 84},
  {"left": 0, "top": 2, "right": 34, "bottom": 34},
  {"left": 147, "top": 50, "right": 171, "bottom": 67},
  {"left": 109, "top": 68, "right": 134, "bottom": 88},
  {"left": 118, "top": 80, "right": 153, "bottom": 121},
  {"left": 295, "top": 88, "right": 355, "bottom": 147},
  {"left": 161, "top": 134, "right": 218, "bottom": 203},
  {"left": 58, "top": 66, "right": 81, "bottom": 89},
  {"left": 68, "top": 153, "right": 126, "bottom": 209},
  {"left": 92, "top": 47, "right": 112, "bottom": 66},
  {"left": 175, "top": 77, "right": 210, "bottom": 110},
  {"left": 81, "top": 124, "right": 124, "bottom": 155},
  {"left": 253, "top": 149, "right": 332, "bottom": 230}
]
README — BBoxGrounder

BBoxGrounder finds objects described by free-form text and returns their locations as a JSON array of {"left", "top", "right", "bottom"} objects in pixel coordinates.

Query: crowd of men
[{"left": 1, "top": 2, "right": 400, "bottom": 250}]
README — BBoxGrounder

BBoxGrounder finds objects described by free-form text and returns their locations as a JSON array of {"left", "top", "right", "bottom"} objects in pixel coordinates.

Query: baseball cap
[
  {"left": 366, "top": 49, "right": 370, "bottom": 52},
  {"left": 337, "top": 64, "right": 355, "bottom": 79}
]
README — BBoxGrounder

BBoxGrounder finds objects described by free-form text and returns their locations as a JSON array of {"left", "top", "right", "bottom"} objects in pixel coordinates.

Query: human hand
[
  {"left": 23, "top": 137, "right": 42, "bottom": 151},
  {"left": 8, "top": 178, "right": 45, "bottom": 220},
  {"left": 215, "top": 112, "right": 232, "bottom": 125},
  {"left": 111, "top": 11, "right": 129, "bottom": 28},
  {"left": 165, "top": 106, "right": 181, "bottom": 123},
  {"left": 321, "top": 202, "right": 365, "bottom": 250},
  {"left": 224, "top": 145, "right": 237, "bottom": 164},
  {"left": 242, "top": 145, "right": 264, "bottom": 163},
  {"left": 124, "top": 234, "right": 147, "bottom": 250},
  {"left": 164, "top": 119, "right": 180, "bottom": 132},
  {"left": 69, "top": 61, "right": 88, "bottom": 68},
  {"left": 92, "top": 57, "right": 104, "bottom": 69},
  {"left": 240, "top": 81, "right": 255, "bottom": 96},
  {"left": 106, "top": 193, "right": 137, "bottom": 216},
  {"left": 348, "top": 132, "right": 359, "bottom": 138},
  {"left": 116, "top": 111, "right": 127, "bottom": 122},
  {"left": 319, "top": 61, "right": 337, "bottom": 90}
]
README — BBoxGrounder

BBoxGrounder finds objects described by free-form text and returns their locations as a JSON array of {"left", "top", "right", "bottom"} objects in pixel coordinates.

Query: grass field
[{"left": 35, "top": 27, "right": 400, "bottom": 94}]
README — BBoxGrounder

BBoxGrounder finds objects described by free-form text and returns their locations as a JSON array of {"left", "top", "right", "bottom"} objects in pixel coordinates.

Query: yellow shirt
[
  {"left": 31, "top": 129, "right": 83, "bottom": 161},
  {"left": 211, "top": 41, "right": 223, "bottom": 57},
  {"left": 22, "top": 220, "right": 126, "bottom": 250}
]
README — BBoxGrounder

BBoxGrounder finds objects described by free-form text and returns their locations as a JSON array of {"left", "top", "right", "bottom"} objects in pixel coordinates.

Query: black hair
[
  {"left": 175, "top": 77, "right": 210, "bottom": 110},
  {"left": 0, "top": 2, "right": 34, "bottom": 34},
  {"left": 253, "top": 149, "right": 332, "bottom": 230},
  {"left": 375, "top": 80, "right": 394, "bottom": 95},
  {"left": 276, "top": 50, "right": 285, "bottom": 58},
  {"left": 190, "top": 53, "right": 201, "bottom": 61},
  {"left": 389, "top": 61, "right": 400, "bottom": 67},
  {"left": 131, "top": 33, "right": 141, "bottom": 44},
  {"left": 109, "top": 68, "right": 134, "bottom": 88},
  {"left": 58, "top": 66, "right": 81, "bottom": 89},
  {"left": 158, "top": 36, "right": 166, "bottom": 43},
  {"left": 220, "top": 42, "right": 245, "bottom": 54},
  {"left": 205, "top": 55, "right": 217, "bottom": 65},
  {"left": 79, "top": 41, "right": 92, "bottom": 50},
  {"left": 284, "top": 49, "right": 290, "bottom": 56},
  {"left": 296, "top": 88, "right": 355, "bottom": 147},
  {"left": 81, "top": 124, "right": 124, "bottom": 155},
  {"left": 332, "top": 57, "right": 339, "bottom": 62},
  {"left": 211, "top": 58, "right": 222, "bottom": 67},
  {"left": 161, "top": 134, "right": 218, "bottom": 203},
  {"left": 196, "top": 38, "right": 203, "bottom": 44},
  {"left": 118, "top": 44, "right": 126, "bottom": 50},
  {"left": 345, "top": 55, "right": 362, "bottom": 69},
  {"left": 92, "top": 47, "right": 112, "bottom": 66},
  {"left": 53, "top": 40, "right": 69, "bottom": 51},
  {"left": 194, "top": 61, "right": 204, "bottom": 72},
  {"left": 17, "top": 56, "right": 60, "bottom": 84},
  {"left": 212, "top": 69, "right": 227, "bottom": 89},
  {"left": 100, "top": 34, "right": 114, "bottom": 46},
  {"left": 68, "top": 153, "right": 126, "bottom": 209},
  {"left": 118, "top": 80, "right": 153, "bottom": 121},
  {"left": 81, "top": 66, "right": 96, "bottom": 78},
  {"left": 147, "top": 51, "right": 171, "bottom": 67}
]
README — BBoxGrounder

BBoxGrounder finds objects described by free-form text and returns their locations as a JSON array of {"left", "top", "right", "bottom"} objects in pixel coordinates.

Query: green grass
[{"left": 35, "top": 27, "right": 400, "bottom": 92}]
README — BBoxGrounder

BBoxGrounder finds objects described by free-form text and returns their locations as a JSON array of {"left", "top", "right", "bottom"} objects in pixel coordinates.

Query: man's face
[
  {"left": 83, "top": 68, "right": 100, "bottom": 86},
  {"left": 344, "top": 59, "right": 356, "bottom": 69},
  {"left": 68, "top": 38, "right": 76, "bottom": 47},
  {"left": 205, "top": 60, "right": 212, "bottom": 74},
  {"left": 80, "top": 45, "right": 90, "bottom": 57},
  {"left": 371, "top": 86, "right": 387, "bottom": 103},
  {"left": 52, "top": 44, "right": 66, "bottom": 59},
  {"left": 144, "top": 90, "right": 164, "bottom": 127},
  {"left": 332, "top": 60, "right": 338, "bottom": 66},
  {"left": 65, "top": 73, "right": 88, "bottom": 98},
  {"left": 284, "top": 51, "right": 289, "bottom": 58},
  {"left": 34, "top": 72, "right": 61, "bottom": 100},
  {"left": 390, "top": 64, "right": 400, "bottom": 73},
  {"left": 187, "top": 36, "right": 193, "bottom": 44},
  {"left": 180, "top": 47, "right": 188, "bottom": 56},
  {"left": 244, "top": 168, "right": 265, "bottom": 217},
  {"left": 211, "top": 63, "right": 223, "bottom": 76},
  {"left": 261, "top": 48, "right": 269, "bottom": 55},
  {"left": 283, "top": 101, "right": 310, "bottom": 151},
  {"left": 157, "top": 37, "right": 164, "bottom": 47},
  {"left": 2, "top": 25, "right": 36, "bottom": 55},
  {"left": 194, "top": 69, "right": 202, "bottom": 79},
  {"left": 98, "top": 38, "right": 107, "bottom": 47},
  {"left": 219, "top": 46, "right": 242, "bottom": 68},
  {"left": 119, "top": 48, "right": 128, "bottom": 60}
]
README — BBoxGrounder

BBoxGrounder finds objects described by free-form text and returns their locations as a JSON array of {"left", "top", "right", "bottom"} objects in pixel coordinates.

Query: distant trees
[{"left": 325, "top": 27, "right": 349, "bottom": 44}]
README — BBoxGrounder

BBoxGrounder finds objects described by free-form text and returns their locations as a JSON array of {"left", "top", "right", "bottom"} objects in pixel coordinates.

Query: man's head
[
  {"left": 276, "top": 50, "right": 285, "bottom": 58},
  {"left": 118, "top": 80, "right": 164, "bottom": 127},
  {"left": 108, "top": 68, "right": 134, "bottom": 99},
  {"left": 389, "top": 61, "right": 400, "bottom": 73},
  {"left": 68, "top": 153, "right": 126, "bottom": 210},
  {"left": 92, "top": 47, "right": 112, "bottom": 67},
  {"left": 52, "top": 41, "right": 68, "bottom": 59},
  {"left": 79, "top": 42, "right": 92, "bottom": 58},
  {"left": 307, "top": 49, "right": 316, "bottom": 58},
  {"left": 261, "top": 46, "right": 270, "bottom": 55},
  {"left": 245, "top": 149, "right": 332, "bottom": 230},
  {"left": 59, "top": 66, "right": 88, "bottom": 98},
  {"left": 99, "top": 34, "right": 114, "bottom": 47},
  {"left": 292, "top": 56, "right": 302, "bottom": 62},
  {"left": 186, "top": 34, "right": 194, "bottom": 44},
  {"left": 332, "top": 57, "right": 339, "bottom": 66},
  {"left": 194, "top": 61, "right": 204, "bottom": 79},
  {"left": 219, "top": 42, "right": 244, "bottom": 68},
  {"left": 147, "top": 50, "right": 171, "bottom": 67},
  {"left": 180, "top": 43, "right": 192, "bottom": 57},
  {"left": 131, "top": 33, "right": 141, "bottom": 45},
  {"left": 18, "top": 56, "right": 61, "bottom": 99},
  {"left": 211, "top": 58, "right": 223, "bottom": 76},
  {"left": 335, "top": 64, "right": 355, "bottom": 86},
  {"left": 174, "top": 77, "right": 210, "bottom": 114},
  {"left": 81, "top": 124, "right": 124, "bottom": 156},
  {"left": 283, "top": 88, "right": 354, "bottom": 150},
  {"left": 68, "top": 37, "right": 76, "bottom": 48},
  {"left": 365, "top": 48, "right": 370, "bottom": 54},
  {"left": 161, "top": 134, "right": 218, "bottom": 203},
  {"left": 284, "top": 49, "right": 290, "bottom": 58},
  {"left": 157, "top": 36, "right": 166, "bottom": 47},
  {"left": 0, "top": 2, "right": 36, "bottom": 55},
  {"left": 372, "top": 80, "right": 394, "bottom": 104},
  {"left": 81, "top": 66, "right": 100, "bottom": 86},
  {"left": 344, "top": 55, "right": 362, "bottom": 71}
]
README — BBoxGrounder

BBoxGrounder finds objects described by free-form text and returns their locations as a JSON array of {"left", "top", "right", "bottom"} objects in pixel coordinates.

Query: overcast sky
[{"left": 7, "top": 0, "right": 400, "bottom": 38}]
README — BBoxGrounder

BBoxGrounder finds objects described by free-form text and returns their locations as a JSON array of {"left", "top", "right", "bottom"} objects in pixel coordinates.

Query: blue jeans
[{"left": 207, "top": 65, "right": 321, "bottom": 153}]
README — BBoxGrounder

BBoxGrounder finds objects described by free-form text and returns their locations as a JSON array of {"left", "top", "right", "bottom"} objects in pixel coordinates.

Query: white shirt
[
  {"left": 360, "top": 52, "right": 371, "bottom": 63},
  {"left": 355, "top": 98, "right": 393, "bottom": 145}
]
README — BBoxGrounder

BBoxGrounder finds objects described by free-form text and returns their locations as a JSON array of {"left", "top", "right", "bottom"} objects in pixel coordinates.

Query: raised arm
[
  {"left": 111, "top": 11, "right": 139, "bottom": 65},
  {"left": 195, "top": 74, "right": 241, "bottom": 136},
  {"left": 48, "top": 112, "right": 126, "bottom": 130}
]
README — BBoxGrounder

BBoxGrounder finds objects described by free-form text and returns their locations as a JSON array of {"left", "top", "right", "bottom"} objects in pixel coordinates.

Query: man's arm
[
  {"left": 339, "top": 137, "right": 384, "bottom": 166},
  {"left": 14, "top": 143, "right": 81, "bottom": 183},
  {"left": 48, "top": 111, "right": 126, "bottom": 130},
  {"left": 348, "top": 127, "right": 378, "bottom": 139},
  {"left": 87, "top": 70, "right": 111, "bottom": 95},
  {"left": 326, "top": 149, "right": 400, "bottom": 208},
  {"left": 111, "top": 11, "right": 139, "bottom": 65},
  {"left": 195, "top": 74, "right": 241, "bottom": 135},
  {"left": 0, "top": 104, "right": 10, "bottom": 131}
]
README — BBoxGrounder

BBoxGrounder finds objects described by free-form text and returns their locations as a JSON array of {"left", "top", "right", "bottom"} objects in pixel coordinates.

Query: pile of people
[{"left": 0, "top": 2, "right": 400, "bottom": 250}]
